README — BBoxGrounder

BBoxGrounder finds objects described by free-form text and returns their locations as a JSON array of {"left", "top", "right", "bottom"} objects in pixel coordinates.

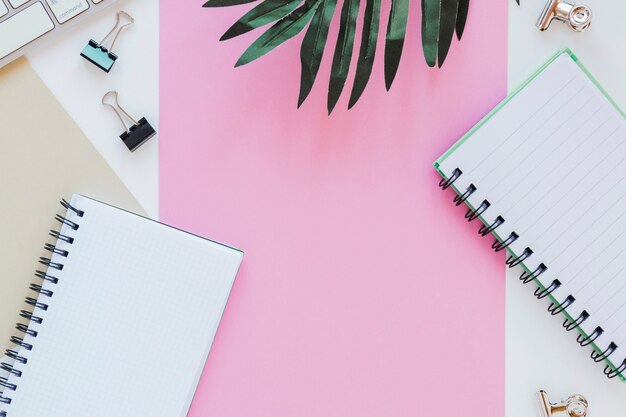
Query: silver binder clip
[
  {"left": 537, "top": 0, "right": 592, "bottom": 32},
  {"left": 81, "top": 11, "right": 134, "bottom": 72},
  {"left": 102, "top": 91, "right": 156, "bottom": 152},
  {"left": 537, "top": 390, "right": 589, "bottom": 417}
]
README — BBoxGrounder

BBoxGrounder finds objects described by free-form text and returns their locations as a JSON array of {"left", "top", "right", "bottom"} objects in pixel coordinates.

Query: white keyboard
[{"left": 0, "top": 0, "right": 119, "bottom": 69}]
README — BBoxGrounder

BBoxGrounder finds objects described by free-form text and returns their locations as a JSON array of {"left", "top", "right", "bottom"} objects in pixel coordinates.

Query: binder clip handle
[
  {"left": 102, "top": 90, "right": 137, "bottom": 132},
  {"left": 99, "top": 11, "right": 134, "bottom": 54}
]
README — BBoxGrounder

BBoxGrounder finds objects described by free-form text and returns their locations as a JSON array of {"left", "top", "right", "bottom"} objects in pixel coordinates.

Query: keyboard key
[
  {"left": 45, "top": 0, "right": 89, "bottom": 24},
  {"left": 8, "top": 0, "right": 29, "bottom": 8},
  {"left": 0, "top": 1, "right": 8, "bottom": 17},
  {"left": 0, "top": 3, "right": 54, "bottom": 60}
]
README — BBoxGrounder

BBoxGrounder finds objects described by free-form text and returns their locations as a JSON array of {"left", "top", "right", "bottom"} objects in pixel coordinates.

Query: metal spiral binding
[
  {"left": 479, "top": 216, "right": 504, "bottom": 237},
  {"left": 0, "top": 199, "right": 83, "bottom": 414},
  {"left": 577, "top": 327, "right": 603, "bottom": 347},
  {"left": 534, "top": 279, "right": 561, "bottom": 300},
  {"left": 465, "top": 200, "right": 490, "bottom": 222},
  {"left": 563, "top": 310, "right": 589, "bottom": 331},
  {"left": 520, "top": 263, "right": 547, "bottom": 284},
  {"left": 0, "top": 363, "right": 21, "bottom": 378},
  {"left": 592, "top": 342, "right": 617, "bottom": 363},
  {"left": 453, "top": 184, "right": 476, "bottom": 206},
  {"left": 438, "top": 168, "right": 462, "bottom": 190},
  {"left": 548, "top": 295, "right": 575, "bottom": 316},
  {"left": 605, "top": 360, "right": 626, "bottom": 379},
  {"left": 438, "top": 171, "right": 624, "bottom": 381},
  {"left": 506, "top": 247, "right": 532, "bottom": 268}
]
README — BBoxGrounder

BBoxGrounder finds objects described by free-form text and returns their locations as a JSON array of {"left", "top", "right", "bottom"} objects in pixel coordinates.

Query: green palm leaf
[
  {"left": 384, "top": 0, "right": 409, "bottom": 90},
  {"left": 206, "top": 0, "right": 518, "bottom": 110},
  {"left": 348, "top": 0, "right": 381, "bottom": 109},
  {"left": 421, "top": 0, "right": 440, "bottom": 67},
  {"left": 455, "top": 0, "right": 469, "bottom": 40},
  {"left": 437, "top": 0, "right": 459, "bottom": 67},
  {"left": 423, "top": 0, "right": 468, "bottom": 68},
  {"left": 298, "top": 0, "right": 337, "bottom": 107},
  {"left": 235, "top": 0, "right": 321, "bottom": 67},
  {"left": 327, "top": 0, "right": 359, "bottom": 114},
  {"left": 204, "top": 0, "right": 259, "bottom": 8},
  {"left": 221, "top": 0, "right": 303, "bottom": 41}
]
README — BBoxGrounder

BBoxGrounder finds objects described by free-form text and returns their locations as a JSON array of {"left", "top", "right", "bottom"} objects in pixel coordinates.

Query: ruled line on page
[
  {"left": 551, "top": 225, "right": 626, "bottom": 277},
  {"left": 520, "top": 144, "right": 626, "bottom": 230},
  {"left": 571, "top": 247, "right": 626, "bottom": 291},
  {"left": 601, "top": 297, "right": 626, "bottom": 326},
  {"left": 582, "top": 265, "right": 626, "bottom": 305},
  {"left": 484, "top": 104, "right": 604, "bottom": 200},
  {"left": 528, "top": 174, "right": 626, "bottom": 247},
  {"left": 474, "top": 89, "right": 592, "bottom": 186},
  {"left": 521, "top": 159, "right": 626, "bottom": 245},
  {"left": 505, "top": 127, "right": 622, "bottom": 224},
  {"left": 461, "top": 75, "right": 579, "bottom": 177}
]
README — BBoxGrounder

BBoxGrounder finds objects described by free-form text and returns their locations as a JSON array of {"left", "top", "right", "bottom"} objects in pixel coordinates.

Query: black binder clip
[
  {"left": 81, "top": 11, "right": 134, "bottom": 73},
  {"left": 102, "top": 91, "right": 156, "bottom": 152}
]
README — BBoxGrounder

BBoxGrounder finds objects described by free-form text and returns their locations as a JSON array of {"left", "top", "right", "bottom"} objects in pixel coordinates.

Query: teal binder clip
[{"left": 81, "top": 11, "right": 134, "bottom": 73}]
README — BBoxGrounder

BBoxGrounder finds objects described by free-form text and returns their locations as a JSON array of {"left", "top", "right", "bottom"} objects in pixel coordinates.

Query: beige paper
[{"left": 0, "top": 58, "right": 144, "bottom": 354}]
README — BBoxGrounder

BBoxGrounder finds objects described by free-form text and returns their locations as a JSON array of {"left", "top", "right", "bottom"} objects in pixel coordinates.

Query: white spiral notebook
[
  {"left": 0, "top": 195, "right": 243, "bottom": 417},
  {"left": 435, "top": 49, "right": 626, "bottom": 381}
]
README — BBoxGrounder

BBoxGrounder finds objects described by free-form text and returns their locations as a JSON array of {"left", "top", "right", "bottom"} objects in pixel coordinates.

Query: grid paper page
[
  {"left": 438, "top": 52, "right": 626, "bottom": 370},
  {"left": 2, "top": 195, "right": 243, "bottom": 417}
]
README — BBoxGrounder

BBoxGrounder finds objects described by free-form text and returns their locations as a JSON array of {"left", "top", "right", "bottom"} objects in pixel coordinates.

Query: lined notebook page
[
  {"left": 3, "top": 195, "right": 243, "bottom": 417},
  {"left": 438, "top": 53, "right": 626, "bottom": 366}
]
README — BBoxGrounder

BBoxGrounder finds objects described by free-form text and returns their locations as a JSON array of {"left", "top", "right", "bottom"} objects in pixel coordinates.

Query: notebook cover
[
  {"left": 0, "top": 58, "right": 144, "bottom": 355},
  {"left": 433, "top": 48, "right": 626, "bottom": 381},
  {"left": 1, "top": 193, "right": 243, "bottom": 417}
]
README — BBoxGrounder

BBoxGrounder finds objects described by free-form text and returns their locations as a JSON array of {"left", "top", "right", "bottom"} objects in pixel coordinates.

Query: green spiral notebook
[{"left": 434, "top": 48, "right": 626, "bottom": 381}]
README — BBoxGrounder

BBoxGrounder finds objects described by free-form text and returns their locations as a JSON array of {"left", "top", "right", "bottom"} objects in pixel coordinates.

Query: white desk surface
[
  {"left": 28, "top": 0, "right": 159, "bottom": 218},
  {"left": 507, "top": 1, "right": 626, "bottom": 416},
  {"left": 25, "top": 0, "right": 626, "bottom": 414}
]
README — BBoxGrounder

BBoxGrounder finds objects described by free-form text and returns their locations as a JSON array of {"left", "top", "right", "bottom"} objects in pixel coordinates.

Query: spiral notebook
[
  {"left": 435, "top": 49, "right": 626, "bottom": 381},
  {"left": 0, "top": 195, "right": 243, "bottom": 417},
  {"left": 0, "top": 57, "right": 145, "bottom": 355}
]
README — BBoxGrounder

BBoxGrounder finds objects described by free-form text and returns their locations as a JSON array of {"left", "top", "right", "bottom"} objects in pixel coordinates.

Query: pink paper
[{"left": 160, "top": 1, "right": 508, "bottom": 415}]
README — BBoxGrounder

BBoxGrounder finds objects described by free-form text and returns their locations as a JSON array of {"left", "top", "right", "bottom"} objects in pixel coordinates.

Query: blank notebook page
[
  {"left": 438, "top": 52, "right": 626, "bottom": 366},
  {"left": 3, "top": 194, "right": 243, "bottom": 417}
]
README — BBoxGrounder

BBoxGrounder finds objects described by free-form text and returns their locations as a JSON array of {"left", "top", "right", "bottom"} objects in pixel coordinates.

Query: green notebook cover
[{"left": 433, "top": 47, "right": 626, "bottom": 382}]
